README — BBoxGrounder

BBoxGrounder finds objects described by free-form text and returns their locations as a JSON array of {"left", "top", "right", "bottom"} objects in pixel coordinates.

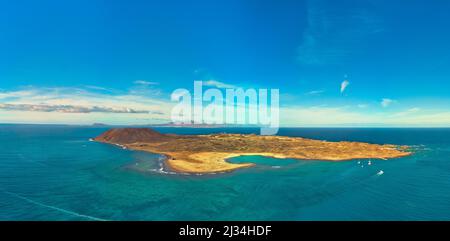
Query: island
[{"left": 94, "top": 128, "right": 412, "bottom": 173}]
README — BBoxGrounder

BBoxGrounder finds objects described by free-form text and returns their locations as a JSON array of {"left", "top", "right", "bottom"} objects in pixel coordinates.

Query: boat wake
[
  {"left": 17, "top": 153, "right": 48, "bottom": 167},
  {"left": 1, "top": 189, "right": 108, "bottom": 221}
]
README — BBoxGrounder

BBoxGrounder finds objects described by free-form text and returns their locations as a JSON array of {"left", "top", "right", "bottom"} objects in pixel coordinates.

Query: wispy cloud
[
  {"left": 129, "top": 80, "right": 162, "bottom": 96},
  {"left": 281, "top": 105, "right": 450, "bottom": 127},
  {"left": 297, "top": 0, "right": 384, "bottom": 65},
  {"left": 305, "top": 90, "right": 325, "bottom": 95},
  {"left": 281, "top": 105, "right": 375, "bottom": 126},
  {"left": 203, "top": 80, "right": 237, "bottom": 89},
  {"left": 0, "top": 86, "right": 171, "bottom": 124},
  {"left": 381, "top": 98, "right": 395, "bottom": 107},
  {"left": 340, "top": 80, "right": 350, "bottom": 93},
  {"left": 133, "top": 80, "right": 159, "bottom": 85},
  {"left": 0, "top": 103, "right": 160, "bottom": 114},
  {"left": 392, "top": 107, "right": 420, "bottom": 117},
  {"left": 392, "top": 111, "right": 450, "bottom": 126},
  {"left": 357, "top": 104, "right": 368, "bottom": 108},
  {"left": 1, "top": 85, "right": 448, "bottom": 127},
  {"left": 84, "top": 85, "right": 111, "bottom": 91},
  {"left": 0, "top": 89, "right": 36, "bottom": 100}
]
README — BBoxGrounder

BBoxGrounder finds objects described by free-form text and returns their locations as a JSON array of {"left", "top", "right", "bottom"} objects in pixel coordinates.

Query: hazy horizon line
[{"left": 1, "top": 122, "right": 449, "bottom": 129}]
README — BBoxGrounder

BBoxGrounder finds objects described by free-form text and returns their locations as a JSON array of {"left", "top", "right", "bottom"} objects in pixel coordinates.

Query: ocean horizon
[{"left": 0, "top": 124, "right": 449, "bottom": 220}]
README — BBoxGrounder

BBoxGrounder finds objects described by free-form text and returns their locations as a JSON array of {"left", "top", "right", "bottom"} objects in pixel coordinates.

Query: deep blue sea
[{"left": 1, "top": 124, "right": 449, "bottom": 220}]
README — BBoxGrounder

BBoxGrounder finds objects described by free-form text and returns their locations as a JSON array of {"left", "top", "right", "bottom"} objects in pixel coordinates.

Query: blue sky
[{"left": 1, "top": 0, "right": 450, "bottom": 126}]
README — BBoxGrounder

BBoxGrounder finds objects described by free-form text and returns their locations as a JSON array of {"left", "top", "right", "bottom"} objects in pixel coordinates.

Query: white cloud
[
  {"left": 281, "top": 106, "right": 375, "bottom": 126},
  {"left": 393, "top": 107, "right": 420, "bottom": 117},
  {"left": 0, "top": 86, "right": 172, "bottom": 124},
  {"left": 134, "top": 80, "right": 159, "bottom": 85},
  {"left": 203, "top": 80, "right": 237, "bottom": 89},
  {"left": 381, "top": 98, "right": 395, "bottom": 107},
  {"left": 0, "top": 103, "right": 159, "bottom": 114},
  {"left": 280, "top": 105, "right": 450, "bottom": 127},
  {"left": 305, "top": 90, "right": 325, "bottom": 95},
  {"left": 1, "top": 86, "right": 449, "bottom": 127},
  {"left": 388, "top": 111, "right": 450, "bottom": 126},
  {"left": 406, "top": 107, "right": 420, "bottom": 113},
  {"left": 84, "top": 85, "right": 111, "bottom": 91},
  {"left": 357, "top": 104, "right": 368, "bottom": 108},
  {"left": 340, "top": 80, "right": 350, "bottom": 93},
  {"left": 0, "top": 90, "right": 36, "bottom": 100}
]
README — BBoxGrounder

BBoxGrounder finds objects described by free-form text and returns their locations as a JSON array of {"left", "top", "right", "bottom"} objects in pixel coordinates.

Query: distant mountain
[
  {"left": 94, "top": 128, "right": 170, "bottom": 144},
  {"left": 92, "top": 123, "right": 108, "bottom": 126}
]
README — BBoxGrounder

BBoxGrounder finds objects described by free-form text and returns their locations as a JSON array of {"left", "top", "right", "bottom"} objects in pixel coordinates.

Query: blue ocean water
[{"left": 0, "top": 124, "right": 449, "bottom": 220}]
